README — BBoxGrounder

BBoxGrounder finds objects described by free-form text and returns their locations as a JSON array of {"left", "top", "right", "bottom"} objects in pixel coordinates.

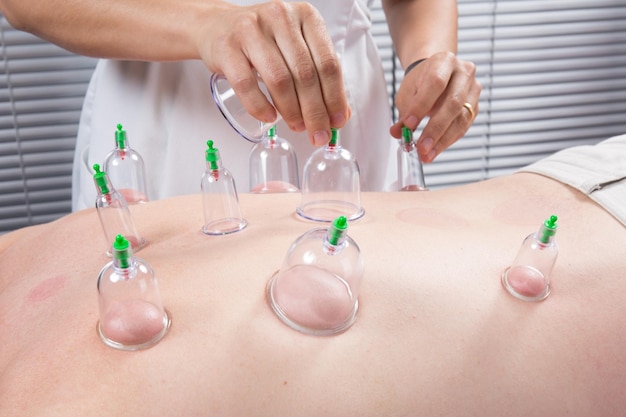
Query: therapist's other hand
[
  {"left": 199, "top": 1, "right": 351, "bottom": 147},
  {"left": 390, "top": 51, "right": 481, "bottom": 162}
]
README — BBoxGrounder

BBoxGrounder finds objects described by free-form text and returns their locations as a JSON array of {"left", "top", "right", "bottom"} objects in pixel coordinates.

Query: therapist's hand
[
  {"left": 390, "top": 51, "right": 481, "bottom": 162},
  {"left": 199, "top": 1, "right": 351, "bottom": 147},
  {"left": 0, "top": 0, "right": 349, "bottom": 146}
]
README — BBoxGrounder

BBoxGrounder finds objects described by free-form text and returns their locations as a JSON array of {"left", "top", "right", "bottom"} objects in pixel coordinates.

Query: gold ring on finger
[{"left": 463, "top": 102, "right": 475, "bottom": 119}]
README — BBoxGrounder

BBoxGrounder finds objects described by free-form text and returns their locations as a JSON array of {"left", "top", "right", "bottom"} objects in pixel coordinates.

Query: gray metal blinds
[{"left": 0, "top": 16, "right": 97, "bottom": 233}]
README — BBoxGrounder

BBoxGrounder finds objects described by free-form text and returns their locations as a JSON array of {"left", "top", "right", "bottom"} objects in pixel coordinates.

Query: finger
[
  {"left": 390, "top": 120, "right": 405, "bottom": 139},
  {"left": 418, "top": 74, "right": 482, "bottom": 162},
  {"left": 272, "top": 2, "right": 341, "bottom": 146},
  {"left": 244, "top": 37, "right": 303, "bottom": 130},
  {"left": 240, "top": 3, "right": 321, "bottom": 135},
  {"left": 301, "top": 8, "right": 350, "bottom": 130},
  {"left": 421, "top": 103, "right": 478, "bottom": 163},
  {"left": 394, "top": 53, "right": 456, "bottom": 131},
  {"left": 415, "top": 59, "right": 476, "bottom": 158},
  {"left": 390, "top": 56, "right": 453, "bottom": 140},
  {"left": 223, "top": 68, "right": 281, "bottom": 126},
  {"left": 214, "top": 13, "right": 283, "bottom": 125}
]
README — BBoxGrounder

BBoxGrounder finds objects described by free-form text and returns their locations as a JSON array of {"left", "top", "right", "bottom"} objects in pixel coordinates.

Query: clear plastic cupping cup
[
  {"left": 249, "top": 125, "right": 299, "bottom": 193},
  {"left": 266, "top": 216, "right": 364, "bottom": 336},
  {"left": 210, "top": 72, "right": 281, "bottom": 143},
  {"left": 201, "top": 140, "right": 247, "bottom": 235},
  {"left": 93, "top": 164, "right": 146, "bottom": 255},
  {"left": 103, "top": 123, "right": 149, "bottom": 204},
  {"left": 97, "top": 235, "right": 170, "bottom": 351},
  {"left": 502, "top": 215, "right": 559, "bottom": 302},
  {"left": 398, "top": 126, "right": 428, "bottom": 191},
  {"left": 297, "top": 128, "right": 364, "bottom": 222}
]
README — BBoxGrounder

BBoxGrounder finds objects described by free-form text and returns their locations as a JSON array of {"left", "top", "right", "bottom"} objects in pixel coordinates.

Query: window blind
[
  {"left": 0, "top": 16, "right": 97, "bottom": 233},
  {"left": 2, "top": 0, "right": 626, "bottom": 234}
]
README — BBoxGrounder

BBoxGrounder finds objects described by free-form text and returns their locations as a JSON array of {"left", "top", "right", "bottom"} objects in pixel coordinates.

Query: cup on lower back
[
  {"left": 266, "top": 216, "right": 364, "bottom": 336},
  {"left": 97, "top": 235, "right": 170, "bottom": 350},
  {"left": 501, "top": 215, "right": 558, "bottom": 302}
]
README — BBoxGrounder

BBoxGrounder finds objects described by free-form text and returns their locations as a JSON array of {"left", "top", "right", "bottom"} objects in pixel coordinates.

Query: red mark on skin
[
  {"left": 397, "top": 207, "right": 470, "bottom": 229},
  {"left": 27, "top": 276, "right": 67, "bottom": 302}
]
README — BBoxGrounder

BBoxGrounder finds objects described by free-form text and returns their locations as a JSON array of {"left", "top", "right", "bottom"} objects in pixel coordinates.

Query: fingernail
[
  {"left": 293, "top": 121, "right": 306, "bottom": 132},
  {"left": 427, "top": 149, "right": 437, "bottom": 162},
  {"left": 330, "top": 112, "right": 346, "bottom": 127},
  {"left": 405, "top": 115, "right": 418, "bottom": 129},
  {"left": 420, "top": 137, "right": 433, "bottom": 153},
  {"left": 313, "top": 130, "right": 329, "bottom": 146},
  {"left": 263, "top": 111, "right": 278, "bottom": 124}
]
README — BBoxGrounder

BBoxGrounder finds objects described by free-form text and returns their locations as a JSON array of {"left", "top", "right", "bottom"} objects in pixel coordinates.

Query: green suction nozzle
[
  {"left": 112, "top": 234, "right": 132, "bottom": 269},
  {"left": 93, "top": 164, "right": 110, "bottom": 194},
  {"left": 115, "top": 123, "right": 127, "bottom": 149},
  {"left": 402, "top": 126, "right": 413, "bottom": 144},
  {"left": 539, "top": 215, "right": 558, "bottom": 244},
  {"left": 205, "top": 140, "right": 220, "bottom": 170},
  {"left": 329, "top": 128, "right": 339, "bottom": 146},
  {"left": 328, "top": 216, "right": 348, "bottom": 246}
]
